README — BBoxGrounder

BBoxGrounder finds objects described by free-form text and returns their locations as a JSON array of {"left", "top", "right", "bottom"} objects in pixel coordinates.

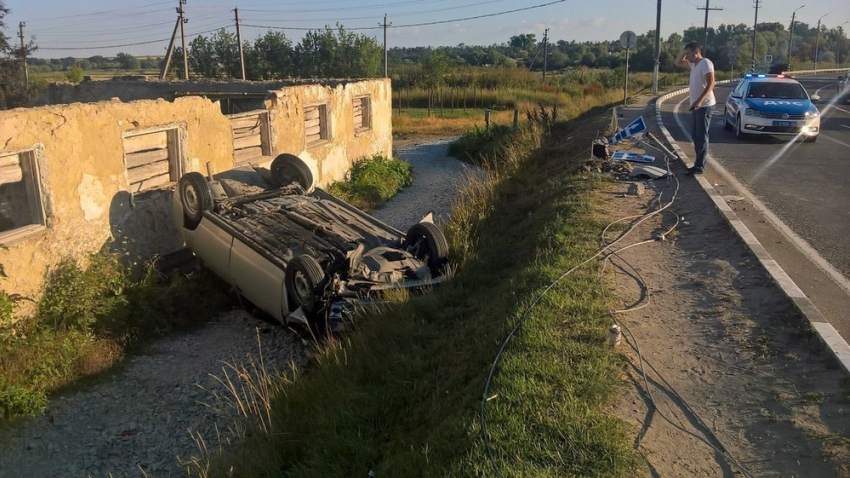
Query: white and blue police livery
[{"left": 724, "top": 74, "right": 820, "bottom": 143}]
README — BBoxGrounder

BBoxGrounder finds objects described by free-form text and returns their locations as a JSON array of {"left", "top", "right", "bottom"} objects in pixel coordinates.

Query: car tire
[
  {"left": 724, "top": 108, "right": 732, "bottom": 130},
  {"left": 735, "top": 115, "right": 748, "bottom": 140},
  {"left": 178, "top": 172, "right": 213, "bottom": 230},
  {"left": 271, "top": 153, "right": 314, "bottom": 193},
  {"left": 803, "top": 135, "right": 818, "bottom": 143},
  {"left": 285, "top": 254, "right": 326, "bottom": 314},
  {"left": 406, "top": 222, "right": 449, "bottom": 274}
]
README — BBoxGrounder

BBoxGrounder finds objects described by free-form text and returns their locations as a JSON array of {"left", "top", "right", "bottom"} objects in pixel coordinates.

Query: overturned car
[{"left": 172, "top": 153, "right": 448, "bottom": 330}]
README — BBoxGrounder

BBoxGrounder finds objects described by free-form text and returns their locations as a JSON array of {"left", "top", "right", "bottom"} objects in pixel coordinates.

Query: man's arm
[
  {"left": 674, "top": 51, "right": 690, "bottom": 69},
  {"left": 689, "top": 70, "right": 716, "bottom": 110}
]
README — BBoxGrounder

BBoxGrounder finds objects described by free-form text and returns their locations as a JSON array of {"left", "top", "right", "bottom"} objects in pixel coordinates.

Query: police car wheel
[{"left": 735, "top": 116, "right": 748, "bottom": 140}]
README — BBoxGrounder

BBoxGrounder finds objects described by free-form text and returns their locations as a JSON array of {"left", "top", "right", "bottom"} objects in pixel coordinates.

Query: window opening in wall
[
  {"left": 304, "top": 103, "right": 329, "bottom": 146},
  {"left": 229, "top": 110, "right": 273, "bottom": 167},
  {"left": 353, "top": 96, "right": 372, "bottom": 132},
  {"left": 0, "top": 148, "right": 47, "bottom": 243},
  {"left": 123, "top": 125, "right": 185, "bottom": 194}
]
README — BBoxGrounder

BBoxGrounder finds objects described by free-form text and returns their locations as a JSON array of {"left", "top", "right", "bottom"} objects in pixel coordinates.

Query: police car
[{"left": 724, "top": 74, "right": 820, "bottom": 142}]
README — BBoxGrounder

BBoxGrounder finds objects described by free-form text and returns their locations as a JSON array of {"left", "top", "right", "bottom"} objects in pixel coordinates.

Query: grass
[
  {"left": 188, "top": 94, "right": 642, "bottom": 477},
  {"left": 326, "top": 154, "right": 413, "bottom": 211},
  {"left": 0, "top": 253, "right": 233, "bottom": 423}
]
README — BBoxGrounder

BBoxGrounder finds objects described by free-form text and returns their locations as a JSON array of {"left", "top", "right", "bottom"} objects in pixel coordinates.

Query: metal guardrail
[{"left": 786, "top": 68, "right": 848, "bottom": 76}]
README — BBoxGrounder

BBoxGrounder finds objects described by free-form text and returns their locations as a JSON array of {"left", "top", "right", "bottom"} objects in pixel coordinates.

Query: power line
[
  {"left": 34, "top": 19, "right": 230, "bottom": 46},
  {"left": 243, "top": 0, "right": 566, "bottom": 31},
  {"left": 24, "top": 4, "right": 175, "bottom": 26},
  {"left": 240, "top": 0, "right": 447, "bottom": 14},
  {"left": 239, "top": 0, "right": 509, "bottom": 24},
  {"left": 37, "top": 26, "right": 229, "bottom": 51}
]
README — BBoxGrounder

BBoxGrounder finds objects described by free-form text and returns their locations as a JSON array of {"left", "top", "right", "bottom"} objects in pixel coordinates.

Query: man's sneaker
[{"left": 685, "top": 167, "right": 704, "bottom": 175}]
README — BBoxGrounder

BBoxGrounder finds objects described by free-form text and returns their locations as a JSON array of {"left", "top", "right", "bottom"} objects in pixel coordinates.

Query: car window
[
  {"left": 746, "top": 82, "right": 808, "bottom": 99},
  {"left": 732, "top": 81, "right": 746, "bottom": 97}
]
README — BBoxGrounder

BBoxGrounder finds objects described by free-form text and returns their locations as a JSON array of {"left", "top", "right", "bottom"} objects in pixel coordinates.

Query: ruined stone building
[{"left": 0, "top": 78, "right": 392, "bottom": 302}]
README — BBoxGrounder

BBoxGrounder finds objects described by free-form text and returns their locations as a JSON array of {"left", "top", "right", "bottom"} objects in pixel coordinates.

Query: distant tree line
[
  {"left": 390, "top": 22, "right": 849, "bottom": 74},
  {"left": 168, "top": 25, "right": 381, "bottom": 80}
]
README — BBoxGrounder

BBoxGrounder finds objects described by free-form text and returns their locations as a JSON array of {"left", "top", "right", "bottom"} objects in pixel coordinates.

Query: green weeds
[
  {"left": 326, "top": 154, "right": 413, "bottom": 211},
  {"left": 190, "top": 96, "right": 641, "bottom": 477},
  {"left": 0, "top": 253, "right": 232, "bottom": 423}
]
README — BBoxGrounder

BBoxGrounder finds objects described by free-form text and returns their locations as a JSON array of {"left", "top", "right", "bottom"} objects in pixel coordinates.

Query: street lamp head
[
  {"left": 818, "top": 13, "right": 829, "bottom": 22},
  {"left": 794, "top": 5, "right": 805, "bottom": 13}
]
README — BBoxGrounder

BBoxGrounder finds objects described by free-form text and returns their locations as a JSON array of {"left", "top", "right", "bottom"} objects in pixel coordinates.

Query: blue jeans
[{"left": 691, "top": 106, "right": 712, "bottom": 170}]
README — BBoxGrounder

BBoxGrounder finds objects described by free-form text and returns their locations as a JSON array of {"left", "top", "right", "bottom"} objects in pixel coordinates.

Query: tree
[
  {"left": 65, "top": 65, "right": 83, "bottom": 83},
  {"left": 0, "top": 1, "right": 37, "bottom": 109},
  {"left": 509, "top": 33, "right": 537, "bottom": 51},
  {"left": 115, "top": 52, "right": 140, "bottom": 70}
]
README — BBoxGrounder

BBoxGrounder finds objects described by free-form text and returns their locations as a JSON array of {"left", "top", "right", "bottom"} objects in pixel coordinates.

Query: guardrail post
[{"left": 485, "top": 109, "right": 491, "bottom": 132}]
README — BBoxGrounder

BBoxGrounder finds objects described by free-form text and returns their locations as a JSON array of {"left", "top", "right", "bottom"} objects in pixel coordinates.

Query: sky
[{"left": 3, "top": 0, "right": 847, "bottom": 59}]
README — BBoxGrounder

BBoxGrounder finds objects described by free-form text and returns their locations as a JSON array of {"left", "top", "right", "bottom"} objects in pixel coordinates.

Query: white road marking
[
  {"left": 815, "top": 82, "right": 837, "bottom": 97},
  {"left": 842, "top": 124, "right": 850, "bottom": 129},
  {"left": 820, "top": 133, "right": 850, "bottom": 149},
  {"left": 832, "top": 105, "right": 850, "bottom": 115},
  {"left": 668, "top": 94, "right": 850, "bottom": 295}
]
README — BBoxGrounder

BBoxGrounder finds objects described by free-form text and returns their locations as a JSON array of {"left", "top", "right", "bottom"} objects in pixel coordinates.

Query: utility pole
[
  {"left": 160, "top": 13, "right": 182, "bottom": 79},
  {"left": 751, "top": 0, "right": 760, "bottom": 72},
  {"left": 18, "top": 22, "right": 28, "bottom": 85},
  {"left": 652, "top": 0, "right": 661, "bottom": 94},
  {"left": 381, "top": 14, "right": 391, "bottom": 78},
  {"left": 179, "top": 0, "right": 188, "bottom": 80},
  {"left": 542, "top": 28, "right": 549, "bottom": 81},
  {"left": 697, "top": 0, "right": 723, "bottom": 46},
  {"left": 838, "top": 21, "right": 848, "bottom": 67},
  {"left": 234, "top": 7, "right": 246, "bottom": 80},
  {"left": 814, "top": 13, "right": 828, "bottom": 71},
  {"left": 787, "top": 5, "right": 804, "bottom": 70}
]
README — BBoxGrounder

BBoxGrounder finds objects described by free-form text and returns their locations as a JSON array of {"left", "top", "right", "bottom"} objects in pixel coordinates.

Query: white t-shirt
[{"left": 689, "top": 58, "right": 716, "bottom": 108}]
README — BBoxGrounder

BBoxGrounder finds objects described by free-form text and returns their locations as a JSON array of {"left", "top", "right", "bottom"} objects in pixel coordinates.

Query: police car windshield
[{"left": 746, "top": 82, "right": 808, "bottom": 100}]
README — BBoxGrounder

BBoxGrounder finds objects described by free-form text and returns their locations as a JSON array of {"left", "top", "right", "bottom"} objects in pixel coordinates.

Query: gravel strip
[
  {"left": 372, "top": 137, "right": 481, "bottom": 230},
  {"left": 0, "top": 138, "right": 477, "bottom": 478}
]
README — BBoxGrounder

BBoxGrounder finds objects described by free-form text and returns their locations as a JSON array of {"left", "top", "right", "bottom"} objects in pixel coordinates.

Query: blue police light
[
  {"left": 757, "top": 74, "right": 766, "bottom": 77},
  {"left": 745, "top": 73, "right": 753, "bottom": 77}
]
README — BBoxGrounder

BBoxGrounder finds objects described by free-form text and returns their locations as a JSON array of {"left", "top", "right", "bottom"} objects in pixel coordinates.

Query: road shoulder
[
  {"left": 599, "top": 158, "right": 850, "bottom": 476},
  {"left": 655, "top": 87, "right": 850, "bottom": 374}
]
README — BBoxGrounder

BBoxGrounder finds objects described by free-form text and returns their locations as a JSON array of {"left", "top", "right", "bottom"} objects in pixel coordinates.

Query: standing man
[{"left": 675, "top": 41, "right": 716, "bottom": 175}]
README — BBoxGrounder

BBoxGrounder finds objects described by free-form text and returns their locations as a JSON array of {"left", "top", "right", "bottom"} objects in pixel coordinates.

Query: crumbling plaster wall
[
  {"left": 0, "top": 97, "right": 234, "bottom": 301},
  {"left": 268, "top": 78, "right": 392, "bottom": 185},
  {"left": 0, "top": 79, "right": 392, "bottom": 303}
]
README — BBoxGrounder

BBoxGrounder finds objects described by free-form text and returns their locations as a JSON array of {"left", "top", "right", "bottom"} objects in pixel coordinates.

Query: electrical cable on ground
[
  {"left": 596, "top": 150, "right": 757, "bottom": 478},
  {"left": 479, "top": 133, "right": 680, "bottom": 478},
  {"left": 480, "top": 132, "right": 757, "bottom": 478}
]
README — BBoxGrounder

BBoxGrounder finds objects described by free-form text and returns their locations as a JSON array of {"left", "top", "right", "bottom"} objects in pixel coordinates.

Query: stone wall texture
[{"left": 0, "top": 78, "right": 392, "bottom": 303}]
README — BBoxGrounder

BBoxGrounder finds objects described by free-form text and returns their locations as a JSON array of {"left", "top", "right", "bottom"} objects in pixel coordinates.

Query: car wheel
[
  {"left": 178, "top": 172, "right": 213, "bottom": 230},
  {"left": 406, "top": 222, "right": 448, "bottom": 274},
  {"left": 271, "top": 153, "right": 314, "bottom": 193},
  {"left": 735, "top": 115, "right": 748, "bottom": 140},
  {"left": 803, "top": 135, "right": 818, "bottom": 143},
  {"left": 285, "top": 254, "right": 326, "bottom": 313},
  {"left": 724, "top": 108, "right": 732, "bottom": 130}
]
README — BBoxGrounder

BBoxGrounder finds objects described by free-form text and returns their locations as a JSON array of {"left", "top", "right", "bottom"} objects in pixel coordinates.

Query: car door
[
  {"left": 230, "top": 239, "right": 287, "bottom": 322},
  {"left": 727, "top": 81, "right": 747, "bottom": 123}
]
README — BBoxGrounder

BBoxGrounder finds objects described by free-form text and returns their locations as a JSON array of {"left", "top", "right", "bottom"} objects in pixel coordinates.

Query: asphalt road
[{"left": 660, "top": 73, "right": 850, "bottom": 279}]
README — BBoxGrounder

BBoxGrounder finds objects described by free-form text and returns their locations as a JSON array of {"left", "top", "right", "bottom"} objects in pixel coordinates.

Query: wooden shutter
[
  {"left": 229, "top": 111, "right": 270, "bottom": 166},
  {"left": 124, "top": 130, "right": 173, "bottom": 193}
]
